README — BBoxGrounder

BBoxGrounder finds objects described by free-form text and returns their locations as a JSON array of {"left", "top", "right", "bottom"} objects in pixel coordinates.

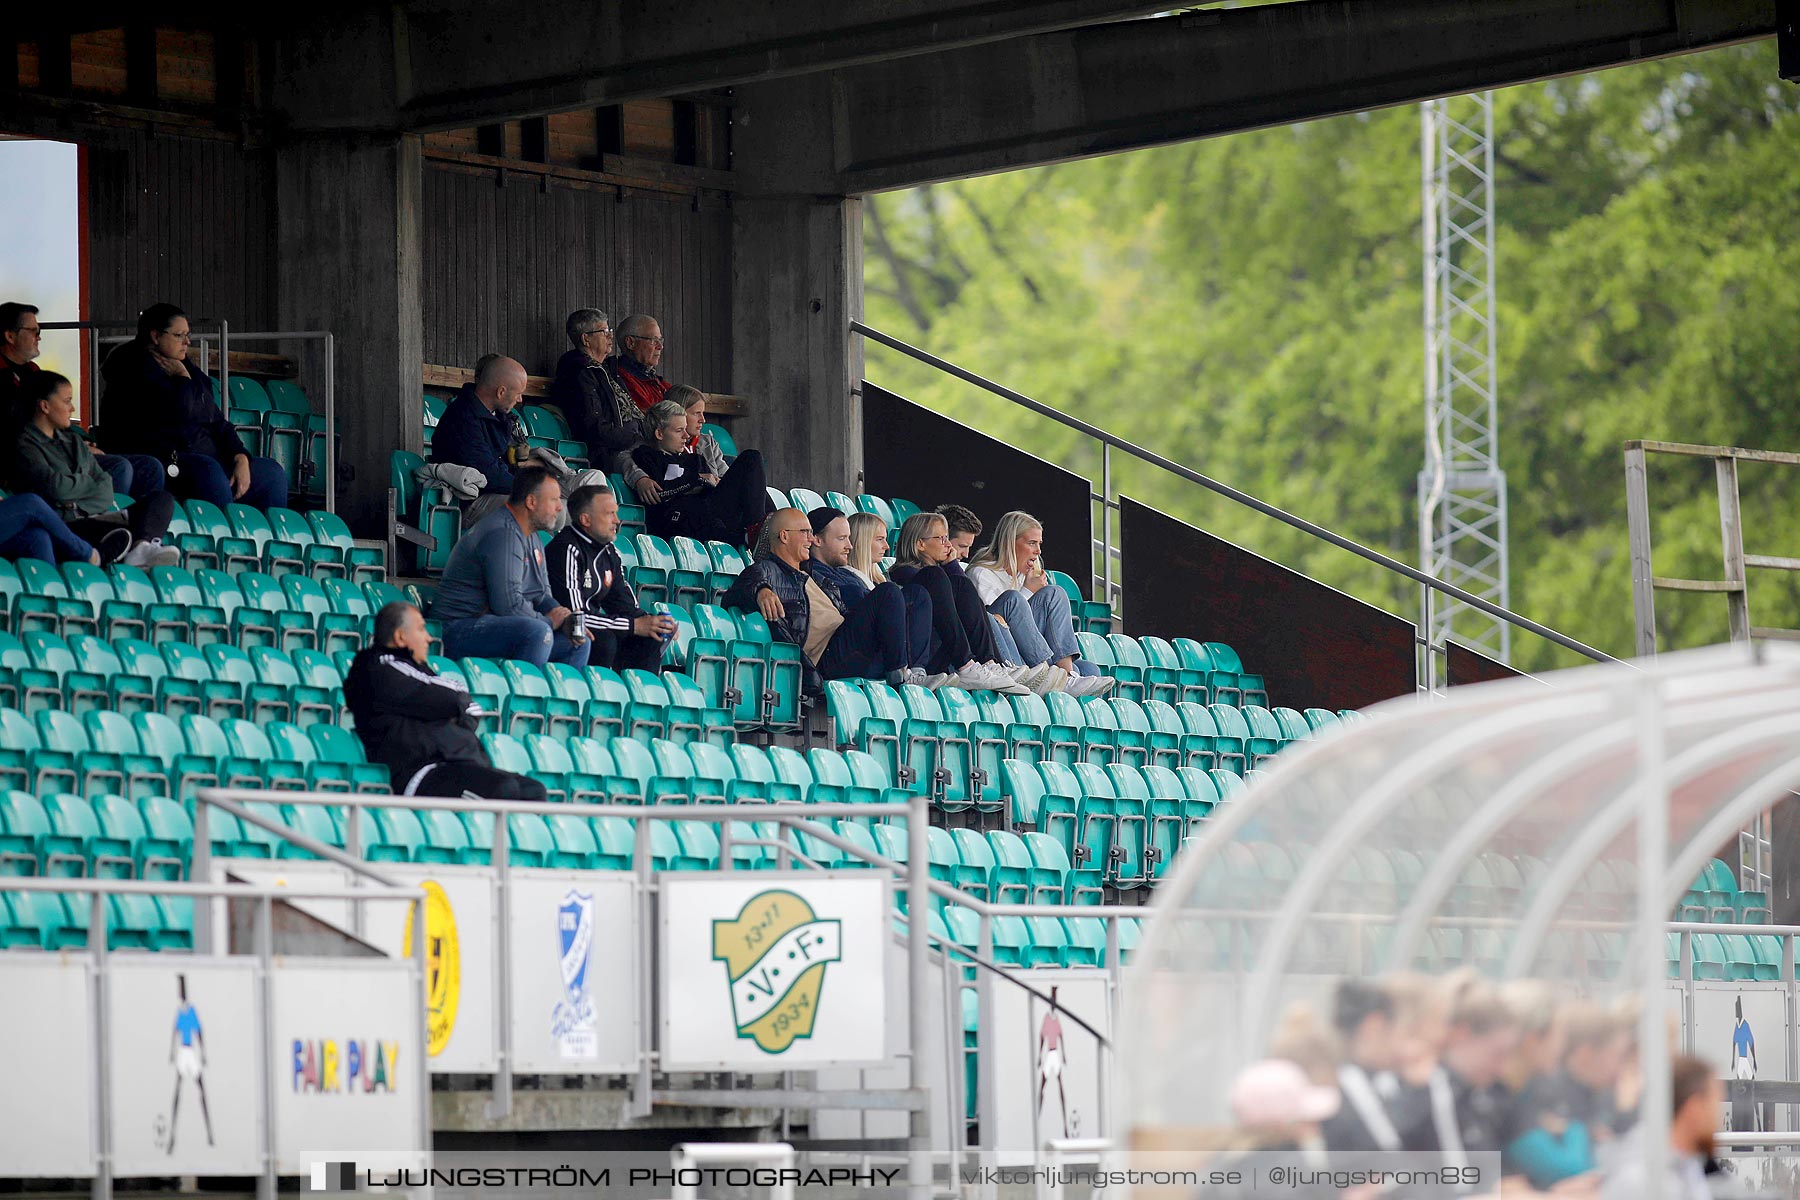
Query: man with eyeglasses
[
  {"left": 0, "top": 300, "right": 165, "bottom": 504},
  {"left": 612, "top": 314, "right": 673, "bottom": 412},
  {"left": 721, "top": 507, "right": 930, "bottom": 692}
]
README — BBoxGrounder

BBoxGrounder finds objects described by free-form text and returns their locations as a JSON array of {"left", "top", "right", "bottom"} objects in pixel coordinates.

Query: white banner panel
[
  {"left": 661, "top": 873, "right": 888, "bottom": 1069},
  {"left": 1694, "top": 984, "right": 1788, "bottom": 1083},
  {"left": 106, "top": 960, "right": 262, "bottom": 1176},
  {"left": 814, "top": 929, "right": 955, "bottom": 1147},
  {"left": 991, "top": 969, "right": 1112, "bottom": 1161},
  {"left": 270, "top": 961, "right": 425, "bottom": 1173},
  {"left": 507, "top": 872, "right": 638, "bottom": 1073},
  {"left": 0, "top": 957, "right": 95, "bottom": 1176},
  {"left": 362, "top": 868, "right": 496, "bottom": 1072}
]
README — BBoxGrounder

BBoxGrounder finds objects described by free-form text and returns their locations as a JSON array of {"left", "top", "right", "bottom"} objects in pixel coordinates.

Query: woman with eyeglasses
[
  {"left": 98, "top": 303, "right": 288, "bottom": 510},
  {"left": 888, "top": 511, "right": 1026, "bottom": 693}
]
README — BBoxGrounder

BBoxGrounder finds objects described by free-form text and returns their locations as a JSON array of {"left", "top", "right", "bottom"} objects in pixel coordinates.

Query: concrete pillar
[
  {"left": 730, "top": 195, "right": 865, "bottom": 497},
  {"left": 275, "top": 134, "right": 424, "bottom": 534}
]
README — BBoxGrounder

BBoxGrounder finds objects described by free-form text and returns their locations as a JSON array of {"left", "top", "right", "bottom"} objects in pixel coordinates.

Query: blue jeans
[
  {"left": 820, "top": 582, "right": 930, "bottom": 680},
  {"left": 989, "top": 586, "right": 1093, "bottom": 672},
  {"left": 989, "top": 613, "right": 1025, "bottom": 666},
  {"left": 170, "top": 452, "right": 289, "bottom": 510},
  {"left": 98, "top": 453, "right": 167, "bottom": 501},
  {"left": 443, "top": 615, "right": 592, "bottom": 670},
  {"left": 0, "top": 493, "right": 95, "bottom": 563}
]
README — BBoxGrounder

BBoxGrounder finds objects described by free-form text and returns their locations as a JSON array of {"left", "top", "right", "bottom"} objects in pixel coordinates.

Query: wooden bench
[{"left": 422, "top": 363, "right": 747, "bottom": 417}]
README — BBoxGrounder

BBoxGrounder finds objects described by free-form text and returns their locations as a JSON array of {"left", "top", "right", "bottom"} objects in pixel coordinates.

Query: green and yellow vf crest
[{"left": 712, "top": 889, "right": 842, "bottom": 1054}]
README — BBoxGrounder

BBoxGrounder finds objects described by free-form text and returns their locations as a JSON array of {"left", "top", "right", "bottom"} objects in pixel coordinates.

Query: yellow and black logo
[{"left": 403, "top": 880, "right": 461, "bottom": 1057}]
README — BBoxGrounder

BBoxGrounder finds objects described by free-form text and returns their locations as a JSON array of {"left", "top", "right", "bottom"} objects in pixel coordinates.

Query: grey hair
[
  {"left": 565, "top": 308, "right": 610, "bottom": 347},
  {"left": 619, "top": 313, "right": 658, "bottom": 339},
  {"left": 645, "top": 398, "right": 687, "bottom": 434}
]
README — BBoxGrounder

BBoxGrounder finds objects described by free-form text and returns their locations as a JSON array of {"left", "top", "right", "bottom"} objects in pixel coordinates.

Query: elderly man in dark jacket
[
  {"left": 721, "top": 507, "right": 929, "bottom": 691},
  {"left": 343, "top": 601, "right": 547, "bottom": 801}
]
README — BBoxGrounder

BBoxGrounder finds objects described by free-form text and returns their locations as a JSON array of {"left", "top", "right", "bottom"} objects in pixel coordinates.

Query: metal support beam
[
  {"left": 272, "top": 0, "right": 1171, "bottom": 134},
  {"left": 813, "top": 0, "right": 1776, "bottom": 193}
]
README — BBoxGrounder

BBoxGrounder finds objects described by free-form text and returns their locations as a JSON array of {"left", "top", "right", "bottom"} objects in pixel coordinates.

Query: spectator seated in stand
[
  {"left": 846, "top": 512, "right": 890, "bottom": 588},
  {"left": 612, "top": 313, "right": 673, "bottom": 412},
  {"left": 966, "top": 509, "right": 1113, "bottom": 697},
  {"left": 936, "top": 503, "right": 1067, "bottom": 694},
  {"left": 438, "top": 352, "right": 605, "bottom": 528},
  {"left": 431, "top": 353, "right": 533, "bottom": 527},
  {"left": 430, "top": 466, "right": 592, "bottom": 670},
  {"left": 888, "top": 511, "right": 1029, "bottom": 695},
  {"left": 547, "top": 484, "right": 676, "bottom": 673},
  {"left": 97, "top": 303, "right": 288, "bottom": 510},
  {"left": 0, "top": 492, "right": 106, "bottom": 565},
  {"left": 549, "top": 308, "right": 650, "bottom": 489},
  {"left": 630, "top": 398, "right": 770, "bottom": 549},
  {"left": 721, "top": 507, "right": 930, "bottom": 691},
  {"left": 1, "top": 301, "right": 164, "bottom": 504},
  {"left": 345, "top": 601, "right": 547, "bottom": 801},
  {"left": 10, "top": 370, "right": 178, "bottom": 567}
]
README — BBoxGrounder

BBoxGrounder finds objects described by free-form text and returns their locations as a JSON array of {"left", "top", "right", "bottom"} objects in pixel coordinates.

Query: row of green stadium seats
[
  {"left": 945, "top": 907, "right": 1142, "bottom": 969},
  {"left": 163, "top": 499, "right": 381, "bottom": 582},
  {"left": 0, "top": 559, "right": 411, "bottom": 649},
  {"left": 825, "top": 677, "right": 1330, "bottom": 811},
  {"left": 219, "top": 375, "right": 332, "bottom": 495},
  {"left": 1001, "top": 759, "right": 1240, "bottom": 887},
  {"left": 0, "top": 708, "right": 387, "bottom": 803},
  {"left": 0, "top": 631, "right": 348, "bottom": 722},
  {"left": 1075, "top": 634, "right": 1266, "bottom": 707},
  {"left": 0, "top": 888, "right": 192, "bottom": 951},
  {"left": 443, "top": 660, "right": 736, "bottom": 747}
]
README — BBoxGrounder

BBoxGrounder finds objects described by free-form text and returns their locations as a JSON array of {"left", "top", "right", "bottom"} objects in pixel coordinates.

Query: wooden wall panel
[
  {"left": 155, "top": 29, "right": 216, "bottom": 107},
  {"left": 420, "top": 162, "right": 731, "bottom": 390},
  {"left": 1119, "top": 497, "right": 1418, "bottom": 711},
  {"left": 70, "top": 30, "right": 127, "bottom": 96},
  {"left": 83, "top": 128, "right": 276, "bottom": 332}
]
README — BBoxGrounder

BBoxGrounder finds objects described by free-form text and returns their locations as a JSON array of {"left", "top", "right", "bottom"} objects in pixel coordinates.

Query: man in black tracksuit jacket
[
  {"left": 343, "top": 601, "right": 547, "bottom": 801},
  {"left": 545, "top": 483, "right": 676, "bottom": 672}
]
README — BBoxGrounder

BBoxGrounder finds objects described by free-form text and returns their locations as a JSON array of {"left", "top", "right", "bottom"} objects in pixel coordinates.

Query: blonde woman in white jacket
[{"left": 965, "top": 510, "right": 1112, "bottom": 698}]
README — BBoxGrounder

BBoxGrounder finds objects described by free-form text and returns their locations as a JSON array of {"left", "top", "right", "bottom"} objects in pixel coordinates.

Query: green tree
[{"left": 863, "top": 42, "right": 1800, "bottom": 673}]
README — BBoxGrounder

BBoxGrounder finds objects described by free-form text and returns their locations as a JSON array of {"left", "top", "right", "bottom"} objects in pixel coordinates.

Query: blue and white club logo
[{"left": 551, "top": 890, "right": 598, "bottom": 1058}]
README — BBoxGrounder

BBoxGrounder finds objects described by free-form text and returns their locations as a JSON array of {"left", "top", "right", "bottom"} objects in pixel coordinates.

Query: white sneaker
[
  {"left": 1031, "top": 666, "right": 1070, "bottom": 696},
  {"left": 121, "top": 536, "right": 178, "bottom": 568},
  {"left": 1064, "top": 674, "right": 1114, "bottom": 698},
  {"left": 920, "top": 673, "right": 955, "bottom": 690},
  {"left": 953, "top": 662, "right": 1008, "bottom": 692},
  {"left": 902, "top": 667, "right": 931, "bottom": 688}
]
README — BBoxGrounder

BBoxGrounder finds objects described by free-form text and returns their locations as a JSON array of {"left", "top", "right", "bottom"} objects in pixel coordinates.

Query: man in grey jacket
[{"left": 431, "top": 466, "right": 591, "bottom": 669}]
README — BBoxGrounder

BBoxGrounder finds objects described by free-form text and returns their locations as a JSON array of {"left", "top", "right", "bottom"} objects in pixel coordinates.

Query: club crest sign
[
  {"left": 550, "top": 890, "right": 598, "bottom": 1057},
  {"left": 711, "top": 889, "right": 842, "bottom": 1054},
  {"left": 401, "top": 880, "right": 460, "bottom": 1057}
]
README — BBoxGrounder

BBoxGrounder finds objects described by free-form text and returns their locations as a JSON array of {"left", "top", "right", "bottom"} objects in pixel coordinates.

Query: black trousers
[
  {"left": 648, "top": 449, "right": 773, "bottom": 548},
  {"left": 589, "top": 627, "right": 666, "bottom": 673},
  {"left": 904, "top": 564, "right": 1001, "bottom": 673},
  {"left": 410, "top": 761, "right": 547, "bottom": 803},
  {"left": 70, "top": 488, "right": 176, "bottom": 547}
]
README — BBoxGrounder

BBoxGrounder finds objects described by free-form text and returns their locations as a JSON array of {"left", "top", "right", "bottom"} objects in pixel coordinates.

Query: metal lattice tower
[{"left": 1418, "top": 92, "right": 1510, "bottom": 675}]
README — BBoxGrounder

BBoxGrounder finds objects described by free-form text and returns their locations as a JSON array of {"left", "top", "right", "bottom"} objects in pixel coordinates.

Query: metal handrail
[{"left": 854, "top": 320, "right": 1616, "bottom": 666}]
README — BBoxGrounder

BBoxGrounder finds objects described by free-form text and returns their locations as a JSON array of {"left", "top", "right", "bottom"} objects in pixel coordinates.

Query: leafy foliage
[{"left": 864, "top": 43, "right": 1800, "bottom": 672}]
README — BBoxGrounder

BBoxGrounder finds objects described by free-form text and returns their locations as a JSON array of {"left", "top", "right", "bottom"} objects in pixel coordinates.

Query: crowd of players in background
[{"left": 1210, "top": 971, "right": 1736, "bottom": 1198}]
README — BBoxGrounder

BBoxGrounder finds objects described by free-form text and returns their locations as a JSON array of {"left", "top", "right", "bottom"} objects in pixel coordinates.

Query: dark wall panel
[
  {"left": 1119, "top": 498, "right": 1416, "bottom": 711},
  {"left": 420, "top": 163, "right": 732, "bottom": 391},
  {"left": 83, "top": 129, "right": 275, "bottom": 329},
  {"left": 862, "top": 383, "right": 1092, "bottom": 581},
  {"left": 1446, "top": 641, "right": 1527, "bottom": 688}
]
